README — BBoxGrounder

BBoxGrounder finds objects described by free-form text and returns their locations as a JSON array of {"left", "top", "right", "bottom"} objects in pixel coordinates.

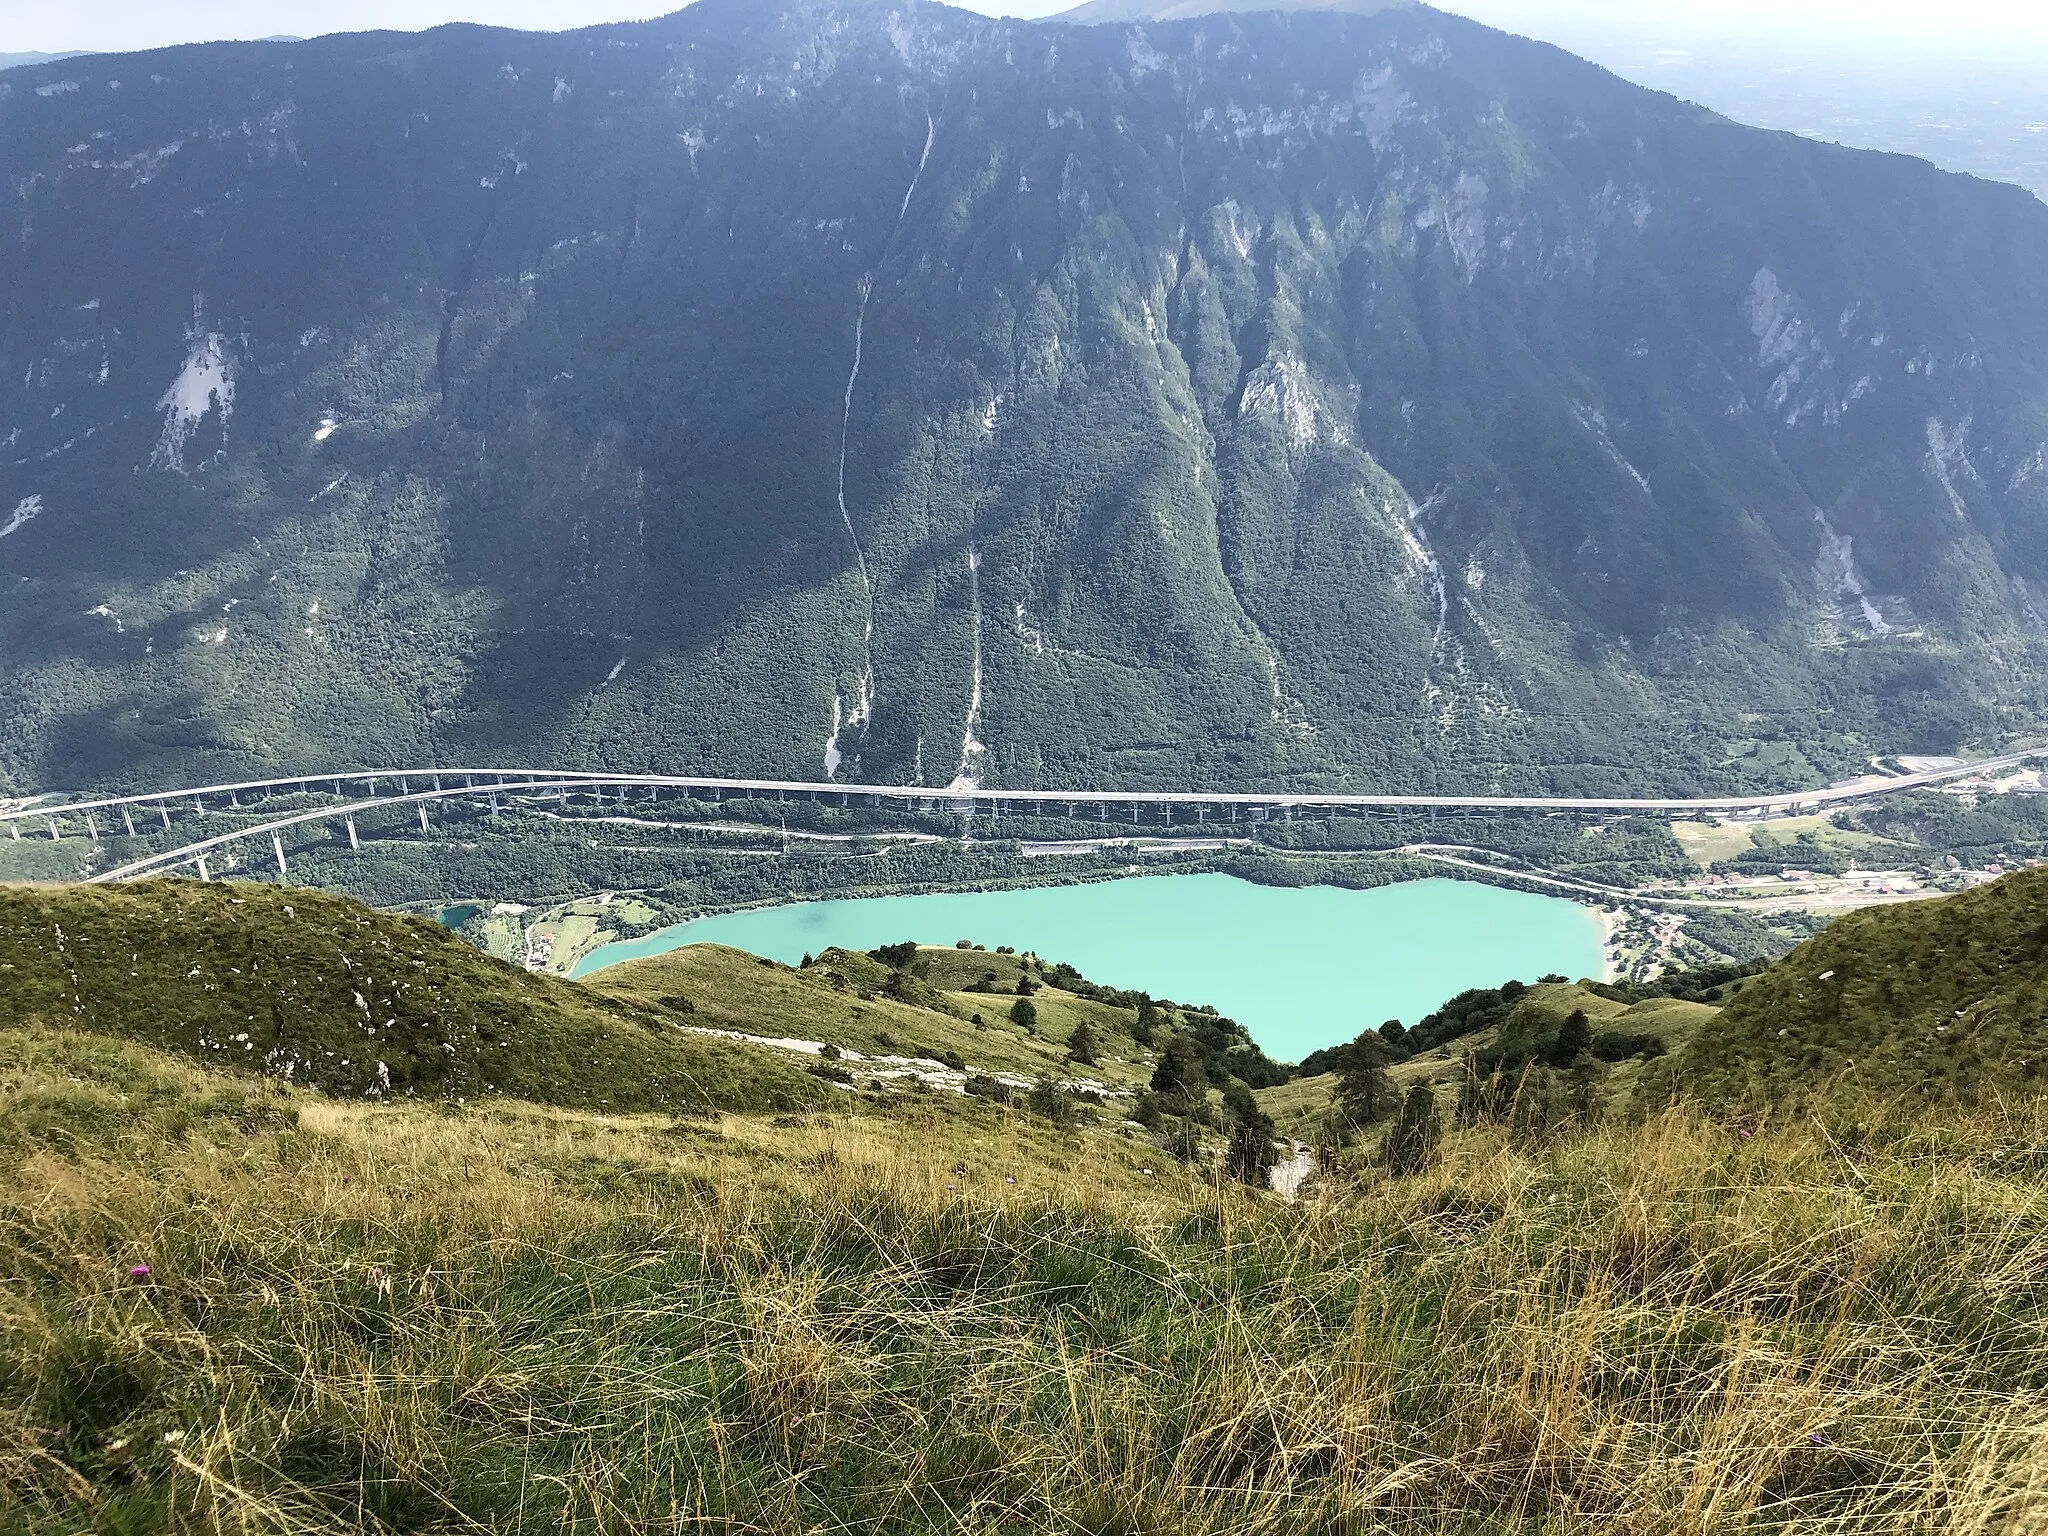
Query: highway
[{"left": 0, "top": 750, "right": 2036, "bottom": 884}]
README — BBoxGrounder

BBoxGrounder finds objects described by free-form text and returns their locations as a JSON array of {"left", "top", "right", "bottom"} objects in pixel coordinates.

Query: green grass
[
  {"left": 586, "top": 942, "right": 1161, "bottom": 1088},
  {"left": 1677, "top": 867, "right": 2048, "bottom": 1109},
  {"left": 3, "top": 1018, "right": 2048, "bottom": 1532},
  {"left": 1263, "top": 982, "right": 1723, "bottom": 1136},
  {"left": 1747, "top": 814, "right": 1897, "bottom": 855},
  {"left": 1251, "top": 1071, "right": 1336, "bottom": 1139},
  {"left": 1671, "top": 819, "right": 1755, "bottom": 866},
  {"left": 913, "top": 945, "right": 1041, "bottom": 991},
  {"left": 0, "top": 879, "right": 824, "bottom": 1115},
  {"left": 13, "top": 879, "right": 2048, "bottom": 1529}
]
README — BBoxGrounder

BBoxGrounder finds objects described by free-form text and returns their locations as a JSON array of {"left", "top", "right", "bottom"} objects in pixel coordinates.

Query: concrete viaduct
[{"left": 0, "top": 752, "right": 2037, "bottom": 884}]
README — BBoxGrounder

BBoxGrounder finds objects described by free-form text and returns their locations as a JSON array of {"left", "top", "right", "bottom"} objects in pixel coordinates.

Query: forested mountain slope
[{"left": 5, "top": 0, "right": 2048, "bottom": 796}]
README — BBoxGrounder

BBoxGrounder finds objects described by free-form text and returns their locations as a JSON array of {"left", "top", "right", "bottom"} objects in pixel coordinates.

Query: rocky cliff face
[{"left": 4, "top": 0, "right": 2047, "bottom": 795}]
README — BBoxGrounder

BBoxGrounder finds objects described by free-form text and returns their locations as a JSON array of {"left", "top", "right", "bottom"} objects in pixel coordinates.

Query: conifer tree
[
  {"left": 1566, "top": 1053, "right": 1609, "bottom": 1127},
  {"left": 1455, "top": 1047, "right": 1489, "bottom": 1127},
  {"left": 1150, "top": 1032, "right": 1208, "bottom": 1107},
  {"left": 1223, "top": 1080, "right": 1278, "bottom": 1186},
  {"left": 1386, "top": 1082, "right": 1442, "bottom": 1174},
  {"left": 1334, "top": 1031, "right": 1398, "bottom": 1127},
  {"left": 1548, "top": 1008, "right": 1593, "bottom": 1067},
  {"left": 1132, "top": 995, "right": 1161, "bottom": 1046}
]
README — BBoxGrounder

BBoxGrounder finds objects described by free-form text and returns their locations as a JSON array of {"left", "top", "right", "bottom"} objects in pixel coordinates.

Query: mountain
[
  {"left": 0, "top": 52, "right": 87, "bottom": 73},
  {"left": 5, "top": 0, "right": 2048, "bottom": 800},
  {"left": 1480, "top": 22, "right": 2048, "bottom": 204},
  {"left": 1061, "top": 0, "right": 1406, "bottom": 20}
]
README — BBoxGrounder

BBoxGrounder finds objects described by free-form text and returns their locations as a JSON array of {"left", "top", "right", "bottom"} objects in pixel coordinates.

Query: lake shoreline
[
  {"left": 1597, "top": 906, "right": 1624, "bottom": 984},
  {"left": 567, "top": 871, "right": 1609, "bottom": 1062}
]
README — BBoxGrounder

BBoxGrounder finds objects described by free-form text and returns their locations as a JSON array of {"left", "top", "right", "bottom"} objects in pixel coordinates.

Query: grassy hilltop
[
  {"left": 0, "top": 880, "right": 824, "bottom": 1114},
  {"left": 3, "top": 876, "right": 2048, "bottom": 1529},
  {"left": 1674, "top": 866, "right": 2048, "bottom": 1108}
]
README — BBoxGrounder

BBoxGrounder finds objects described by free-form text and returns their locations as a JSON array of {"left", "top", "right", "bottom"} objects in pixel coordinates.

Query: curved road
[{"left": 0, "top": 750, "right": 2033, "bottom": 883}]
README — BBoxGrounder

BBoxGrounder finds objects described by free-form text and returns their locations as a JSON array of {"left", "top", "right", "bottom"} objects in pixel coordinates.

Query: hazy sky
[{"left": 8, "top": 0, "right": 2048, "bottom": 63}]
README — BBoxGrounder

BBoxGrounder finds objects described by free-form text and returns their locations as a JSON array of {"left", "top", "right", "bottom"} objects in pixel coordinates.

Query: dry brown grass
[{"left": 1, "top": 1023, "right": 2046, "bottom": 1532}]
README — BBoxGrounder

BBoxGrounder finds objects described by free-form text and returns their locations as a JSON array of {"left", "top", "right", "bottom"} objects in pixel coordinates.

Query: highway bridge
[{"left": 1, "top": 751, "right": 2039, "bottom": 885}]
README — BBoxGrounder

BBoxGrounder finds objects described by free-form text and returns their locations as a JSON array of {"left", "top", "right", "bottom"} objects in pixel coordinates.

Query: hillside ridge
[
  {"left": 0, "top": 879, "right": 824, "bottom": 1112},
  {"left": 1674, "top": 866, "right": 2048, "bottom": 1107}
]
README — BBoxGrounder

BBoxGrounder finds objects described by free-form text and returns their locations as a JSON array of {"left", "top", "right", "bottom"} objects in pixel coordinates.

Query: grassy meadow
[
  {"left": 11, "top": 874, "right": 2048, "bottom": 1530},
  {"left": 4, "top": 1017, "right": 2048, "bottom": 1533}
]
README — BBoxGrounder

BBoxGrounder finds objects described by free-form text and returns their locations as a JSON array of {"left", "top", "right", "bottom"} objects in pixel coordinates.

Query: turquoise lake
[{"left": 570, "top": 874, "right": 1608, "bottom": 1060}]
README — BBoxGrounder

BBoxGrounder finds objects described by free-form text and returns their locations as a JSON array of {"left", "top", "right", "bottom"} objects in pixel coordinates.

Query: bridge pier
[
  {"left": 418, "top": 805, "right": 430, "bottom": 834},
  {"left": 159, "top": 806, "right": 171, "bottom": 831},
  {"left": 7, "top": 823, "right": 15, "bottom": 841},
  {"left": 123, "top": 807, "right": 136, "bottom": 837},
  {"left": 46, "top": 819, "right": 59, "bottom": 840},
  {"left": 272, "top": 833, "right": 288, "bottom": 881},
  {"left": 195, "top": 854, "right": 209, "bottom": 881},
  {"left": 345, "top": 815, "right": 359, "bottom": 850}
]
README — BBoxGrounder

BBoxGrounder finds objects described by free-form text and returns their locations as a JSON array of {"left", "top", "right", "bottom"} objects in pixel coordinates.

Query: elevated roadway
[{"left": 0, "top": 750, "right": 2037, "bottom": 884}]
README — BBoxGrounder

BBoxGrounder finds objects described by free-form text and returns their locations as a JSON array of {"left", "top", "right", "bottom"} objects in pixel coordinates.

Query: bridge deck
[
  {"left": 4, "top": 748, "right": 2037, "bottom": 826},
  {"left": 2, "top": 751, "right": 2037, "bottom": 884}
]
